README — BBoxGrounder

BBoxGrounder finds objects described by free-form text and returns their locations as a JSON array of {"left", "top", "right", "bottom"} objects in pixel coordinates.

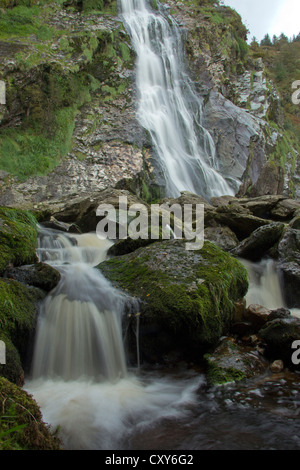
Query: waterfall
[
  {"left": 119, "top": 0, "right": 234, "bottom": 199},
  {"left": 32, "top": 227, "right": 128, "bottom": 382},
  {"left": 25, "top": 226, "right": 201, "bottom": 449},
  {"left": 243, "top": 258, "right": 300, "bottom": 318}
]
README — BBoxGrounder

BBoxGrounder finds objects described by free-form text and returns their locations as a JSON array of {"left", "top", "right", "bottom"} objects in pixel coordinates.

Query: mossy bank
[{"left": 0, "top": 206, "right": 61, "bottom": 450}]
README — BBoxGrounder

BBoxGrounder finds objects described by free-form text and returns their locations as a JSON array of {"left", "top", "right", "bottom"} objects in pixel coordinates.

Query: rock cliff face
[
  {"left": 163, "top": 0, "right": 298, "bottom": 198},
  {"left": 0, "top": 0, "right": 155, "bottom": 211},
  {"left": 0, "top": 0, "right": 299, "bottom": 212}
]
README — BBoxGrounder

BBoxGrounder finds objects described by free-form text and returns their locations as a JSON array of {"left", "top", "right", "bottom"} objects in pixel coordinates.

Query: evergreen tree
[{"left": 260, "top": 33, "right": 272, "bottom": 46}]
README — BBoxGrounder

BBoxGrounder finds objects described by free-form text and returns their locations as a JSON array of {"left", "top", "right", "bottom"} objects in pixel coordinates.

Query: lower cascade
[
  {"left": 31, "top": 227, "right": 127, "bottom": 382},
  {"left": 243, "top": 258, "right": 300, "bottom": 318},
  {"left": 25, "top": 227, "right": 201, "bottom": 450},
  {"left": 24, "top": 228, "right": 300, "bottom": 451}
]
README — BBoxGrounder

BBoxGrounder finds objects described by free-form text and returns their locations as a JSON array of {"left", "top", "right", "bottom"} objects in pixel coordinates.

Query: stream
[{"left": 24, "top": 227, "right": 300, "bottom": 451}]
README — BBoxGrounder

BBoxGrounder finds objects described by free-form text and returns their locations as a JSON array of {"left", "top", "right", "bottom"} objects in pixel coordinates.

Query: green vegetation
[
  {"left": 0, "top": 206, "right": 43, "bottom": 385},
  {"left": 0, "top": 0, "right": 134, "bottom": 180},
  {"left": 250, "top": 33, "right": 300, "bottom": 140},
  {"left": 0, "top": 207, "right": 37, "bottom": 273},
  {"left": 0, "top": 5, "right": 55, "bottom": 40},
  {"left": 204, "top": 354, "right": 246, "bottom": 386},
  {"left": 0, "top": 377, "right": 62, "bottom": 450},
  {"left": 100, "top": 240, "right": 248, "bottom": 349},
  {"left": 0, "top": 278, "right": 44, "bottom": 383},
  {"left": 176, "top": 0, "right": 249, "bottom": 77}
]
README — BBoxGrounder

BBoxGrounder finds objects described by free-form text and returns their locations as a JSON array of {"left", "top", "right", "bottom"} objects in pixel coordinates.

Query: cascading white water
[
  {"left": 242, "top": 258, "right": 300, "bottom": 318},
  {"left": 119, "top": 0, "right": 234, "bottom": 199},
  {"left": 243, "top": 258, "right": 286, "bottom": 310},
  {"left": 32, "top": 227, "right": 127, "bottom": 382},
  {"left": 25, "top": 226, "right": 201, "bottom": 449}
]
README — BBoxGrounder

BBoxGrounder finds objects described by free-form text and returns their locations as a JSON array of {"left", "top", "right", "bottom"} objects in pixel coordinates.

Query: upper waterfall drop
[{"left": 119, "top": 0, "right": 234, "bottom": 199}]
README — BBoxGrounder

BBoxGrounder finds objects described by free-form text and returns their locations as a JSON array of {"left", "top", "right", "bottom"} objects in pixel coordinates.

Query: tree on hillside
[{"left": 260, "top": 33, "right": 272, "bottom": 46}]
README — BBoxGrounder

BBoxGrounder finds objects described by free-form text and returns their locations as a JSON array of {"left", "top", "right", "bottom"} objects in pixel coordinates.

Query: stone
[
  {"left": 51, "top": 188, "right": 147, "bottom": 232},
  {"left": 204, "top": 336, "right": 268, "bottom": 386},
  {"left": 270, "top": 359, "right": 284, "bottom": 373},
  {"left": 271, "top": 199, "right": 300, "bottom": 221},
  {"left": 233, "top": 298, "right": 247, "bottom": 322},
  {"left": 259, "top": 316, "right": 300, "bottom": 369},
  {"left": 208, "top": 203, "right": 272, "bottom": 240},
  {"left": 244, "top": 304, "right": 271, "bottom": 331},
  {"left": 277, "top": 228, "right": 300, "bottom": 308},
  {"left": 99, "top": 239, "right": 248, "bottom": 363},
  {"left": 289, "top": 216, "right": 300, "bottom": 230},
  {"left": 210, "top": 195, "right": 237, "bottom": 207},
  {"left": 231, "top": 222, "right": 285, "bottom": 261},
  {"left": 4, "top": 262, "right": 61, "bottom": 293},
  {"left": 247, "top": 161, "right": 284, "bottom": 197},
  {"left": 201, "top": 90, "right": 266, "bottom": 188},
  {"left": 204, "top": 225, "right": 239, "bottom": 251},
  {"left": 234, "top": 195, "right": 286, "bottom": 218}
]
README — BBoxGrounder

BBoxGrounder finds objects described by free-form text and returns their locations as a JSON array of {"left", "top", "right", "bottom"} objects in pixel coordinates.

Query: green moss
[
  {"left": 204, "top": 355, "right": 246, "bottom": 386},
  {"left": 100, "top": 240, "right": 248, "bottom": 349},
  {"left": 0, "top": 334, "right": 23, "bottom": 386},
  {"left": 0, "top": 207, "right": 38, "bottom": 274},
  {"left": 0, "top": 279, "right": 44, "bottom": 362},
  {"left": 0, "top": 377, "right": 62, "bottom": 450},
  {"left": 0, "top": 7, "right": 134, "bottom": 180}
]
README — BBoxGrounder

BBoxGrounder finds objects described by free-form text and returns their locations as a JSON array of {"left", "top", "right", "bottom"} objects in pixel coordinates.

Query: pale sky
[{"left": 223, "top": 0, "right": 300, "bottom": 42}]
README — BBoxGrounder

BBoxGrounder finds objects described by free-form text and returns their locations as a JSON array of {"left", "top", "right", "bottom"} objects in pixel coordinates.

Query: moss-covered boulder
[
  {"left": 4, "top": 262, "right": 61, "bottom": 293},
  {"left": 0, "top": 377, "right": 62, "bottom": 450},
  {"left": 0, "top": 278, "right": 45, "bottom": 385},
  {"left": 99, "top": 239, "right": 248, "bottom": 364},
  {"left": 0, "top": 207, "right": 38, "bottom": 274}
]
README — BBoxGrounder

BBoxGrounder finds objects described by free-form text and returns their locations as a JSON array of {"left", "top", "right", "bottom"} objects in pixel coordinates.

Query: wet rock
[
  {"left": 270, "top": 359, "right": 285, "bottom": 373},
  {"left": 268, "top": 307, "right": 291, "bottom": 321},
  {"left": 99, "top": 239, "right": 248, "bottom": 363},
  {"left": 277, "top": 228, "right": 300, "bottom": 308},
  {"left": 270, "top": 199, "right": 300, "bottom": 221},
  {"left": 258, "top": 315, "right": 300, "bottom": 369},
  {"left": 243, "top": 304, "right": 271, "bottom": 331},
  {"left": 4, "top": 262, "right": 61, "bottom": 293},
  {"left": 204, "top": 336, "right": 268, "bottom": 386},
  {"left": 208, "top": 202, "right": 272, "bottom": 240},
  {"left": 201, "top": 90, "right": 266, "bottom": 189},
  {"left": 231, "top": 222, "right": 285, "bottom": 261},
  {"left": 246, "top": 161, "right": 284, "bottom": 198},
  {"left": 204, "top": 226, "right": 239, "bottom": 251}
]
